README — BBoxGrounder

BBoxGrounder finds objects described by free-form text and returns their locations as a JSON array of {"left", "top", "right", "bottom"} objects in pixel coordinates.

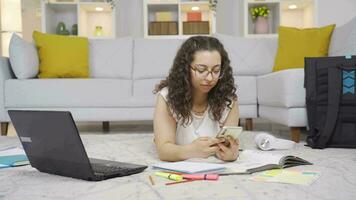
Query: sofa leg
[
  {"left": 245, "top": 118, "right": 253, "bottom": 131},
  {"left": 1, "top": 122, "right": 9, "bottom": 136},
  {"left": 290, "top": 127, "right": 301, "bottom": 143},
  {"left": 103, "top": 121, "right": 110, "bottom": 133}
]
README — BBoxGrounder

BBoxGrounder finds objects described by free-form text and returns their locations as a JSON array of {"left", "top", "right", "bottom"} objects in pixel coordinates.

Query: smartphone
[{"left": 216, "top": 126, "right": 243, "bottom": 140}]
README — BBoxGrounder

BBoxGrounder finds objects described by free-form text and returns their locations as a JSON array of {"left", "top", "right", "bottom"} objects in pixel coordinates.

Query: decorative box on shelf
[
  {"left": 183, "top": 21, "right": 209, "bottom": 35},
  {"left": 149, "top": 21, "right": 178, "bottom": 35},
  {"left": 48, "top": 0, "right": 77, "bottom": 3},
  {"left": 155, "top": 11, "right": 173, "bottom": 21},
  {"left": 148, "top": 0, "right": 179, "bottom": 3},
  {"left": 187, "top": 12, "right": 202, "bottom": 21},
  {"left": 41, "top": 0, "right": 116, "bottom": 38}
]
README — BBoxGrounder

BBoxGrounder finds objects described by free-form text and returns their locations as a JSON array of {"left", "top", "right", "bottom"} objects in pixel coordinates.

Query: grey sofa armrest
[{"left": 0, "top": 57, "right": 15, "bottom": 121}]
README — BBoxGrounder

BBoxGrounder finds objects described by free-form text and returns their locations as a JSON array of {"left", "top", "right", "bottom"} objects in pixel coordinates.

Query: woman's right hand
[{"left": 188, "top": 137, "right": 223, "bottom": 158}]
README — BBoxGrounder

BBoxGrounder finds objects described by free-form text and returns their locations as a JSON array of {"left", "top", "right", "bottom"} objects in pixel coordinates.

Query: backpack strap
[
  {"left": 305, "top": 58, "right": 319, "bottom": 147},
  {"left": 317, "top": 67, "right": 342, "bottom": 148}
]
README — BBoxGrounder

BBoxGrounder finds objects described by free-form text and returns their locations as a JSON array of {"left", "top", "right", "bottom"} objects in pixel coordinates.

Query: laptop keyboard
[{"left": 91, "top": 163, "right": 130, "bottom": 175}]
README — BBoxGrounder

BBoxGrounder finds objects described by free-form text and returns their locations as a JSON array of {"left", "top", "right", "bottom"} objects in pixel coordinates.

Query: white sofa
[
  {"left": 1, "top": 18, "right": 354, "bottom": 141},
  {"left": 0, "top": 36, "right": 272, "bottom": 136}
]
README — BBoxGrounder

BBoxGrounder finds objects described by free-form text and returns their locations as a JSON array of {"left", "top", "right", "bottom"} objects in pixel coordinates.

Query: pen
[
  {"left": 149, "top": 175, "right": 155, "bottom": 185},
  {"left": 155, "top": 172, "right": 183, "bottom": 181}
]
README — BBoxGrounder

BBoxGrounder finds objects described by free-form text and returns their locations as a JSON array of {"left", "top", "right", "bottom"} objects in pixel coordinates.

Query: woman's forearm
[{"left": 157, "top": 142, "right": 193, "bottom": 162}]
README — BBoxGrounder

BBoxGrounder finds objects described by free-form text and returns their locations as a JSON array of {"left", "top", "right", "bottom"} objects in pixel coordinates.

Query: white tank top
[{"left": 158, "top": 87, "right": 233, "bottom": 145}]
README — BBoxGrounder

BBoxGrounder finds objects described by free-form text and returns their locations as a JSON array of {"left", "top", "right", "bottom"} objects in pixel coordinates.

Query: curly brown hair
[{"left": 154, "top": 36, "right": 237, "bottom": 125}]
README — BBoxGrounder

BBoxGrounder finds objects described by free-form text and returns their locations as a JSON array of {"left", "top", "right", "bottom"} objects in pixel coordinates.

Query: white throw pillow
[
  {"left": 329, "top": 17, "right": 356, "bottom": 56},
  {"left": 9, "top": 34, "right": 39, "bottom": 79}
]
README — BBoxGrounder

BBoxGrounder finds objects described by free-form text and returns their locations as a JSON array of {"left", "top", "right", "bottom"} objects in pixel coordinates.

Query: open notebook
[
  {"left": 152, "top": 150, "right": 312, "bottom": 174},
  {"left": 221, "top": 150, "right": 312, "bottom": 174}
]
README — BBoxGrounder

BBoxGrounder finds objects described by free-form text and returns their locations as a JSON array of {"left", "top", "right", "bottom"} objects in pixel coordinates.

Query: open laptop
[{"left": 8, "top": 110, "right": 147, "bottom": 181}]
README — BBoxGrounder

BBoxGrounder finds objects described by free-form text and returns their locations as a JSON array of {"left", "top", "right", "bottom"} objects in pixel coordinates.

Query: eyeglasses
[{"left": 191, "top": 65, "right": 223, "bottom": 79}]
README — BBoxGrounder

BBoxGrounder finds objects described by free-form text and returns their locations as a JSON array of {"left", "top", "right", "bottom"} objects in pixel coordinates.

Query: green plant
[
  {"left": 209, "top": 0, "right": 218, "bottom": 12},
  {"left": 106, "top": 0, "right": 116, "bottom": 9},
  {"left": 250, "top": 6, "right": 270, "bottom": 20}
]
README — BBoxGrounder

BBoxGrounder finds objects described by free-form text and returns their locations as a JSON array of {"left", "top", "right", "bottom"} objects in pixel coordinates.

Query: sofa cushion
[
  {"left": 133, "top": 76, "right": 257, "bottom": 107},
  {"left": 234, "top": 76, "right": 257, "bottom": 105},
  {"left": 257, "top": 69, "right": 305, "bottom": 108},
  {"left": 133, "top": 78, "right": 159, "bottom": 98},
  {"left": 214, "top": 34, "right": 277, "bottom": 75},
  {"left": 33, "top": 31, "right": 89, "bottom": 78},
  {"left": 90, "top": 37, "right": 133, "bottom": 79},
  {"left": 133, "top": 78, "right": 160, "bottom": 107},
  {"left": 329, "top": 17, "right": 356, "bottom": 56},
  {"left": 273, "top": 25, "right": 335, "bottom": 72},
  {"left": 133, "top": 38, "right": 184, "bottom": 79},
  {"left": 5, "top": 79, "right": 136, "bottom": 108},
  {"left": 9, "top": 34, "right": 39, "bottom": 79},
  {"left": 259, "top": 106, "right": 307, "bottom": 127}
]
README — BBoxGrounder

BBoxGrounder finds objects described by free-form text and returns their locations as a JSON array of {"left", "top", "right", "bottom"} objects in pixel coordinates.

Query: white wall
[
  {"left": 216, "top": 0, "right": 241, "bottom": 36},
  {"left": 116, "top": 0, "right": 143, "bottom": 37},
  {"left": 21, "top": 0, "right": 41, "bottom": 42},
  {"left": 316, "top": 0, "right": 356, "bottom": 27},
  {"left": 281, "top": 9, "right": 304, "bottom": 28},
  {"left": 280, "top": 5, "right": 314, "bottom": 29},
  {"left": 303, "top": 2, "right": 314, "bottom": 28}
]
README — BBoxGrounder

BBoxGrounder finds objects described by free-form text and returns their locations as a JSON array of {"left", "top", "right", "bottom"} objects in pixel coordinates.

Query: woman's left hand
[{"left": 216, "top": 136, "right": 239, "bottom": 162}]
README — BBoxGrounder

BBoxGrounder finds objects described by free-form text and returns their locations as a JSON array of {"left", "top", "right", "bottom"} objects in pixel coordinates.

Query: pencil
[
  {"left": 149, "top": 175, "right": 155, "bottom": 185},
  {"left": 165, "top": 179, "right": 195, "bottom": 186}
]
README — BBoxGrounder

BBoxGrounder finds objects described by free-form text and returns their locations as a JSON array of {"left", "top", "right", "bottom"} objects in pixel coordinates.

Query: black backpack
[{"left": 305, "top": 56, "right": 356, "bottom": 149}]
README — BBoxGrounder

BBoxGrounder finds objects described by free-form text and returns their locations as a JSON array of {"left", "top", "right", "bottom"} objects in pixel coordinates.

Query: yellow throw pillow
[
  {"left": 273, "top": 25, "right": 335, "bottom": 72},
  {"left": 33, "top": 31, "right": 89, "bottom": 78}
]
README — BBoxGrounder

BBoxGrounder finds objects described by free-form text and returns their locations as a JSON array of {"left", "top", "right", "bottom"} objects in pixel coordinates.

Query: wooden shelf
[
  {"left": 244, "top": 0, "right": 280, "bottom": 37},
  {"left": 41, "top": 0, "right": 116, "bottom": 38},
  {"left": 243, "top": 0, "right": 315, "bottom": 37},
  {"left": 143, "top": 0, "right": 215, "bottom": 38}
]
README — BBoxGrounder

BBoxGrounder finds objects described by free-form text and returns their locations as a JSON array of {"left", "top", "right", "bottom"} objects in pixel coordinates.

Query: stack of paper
[
  {"left": 0, "top": 147, "right": 29, "bottom": 169},
  {"left": 152, "top": 161, "right": 226, "bottom": 174}
]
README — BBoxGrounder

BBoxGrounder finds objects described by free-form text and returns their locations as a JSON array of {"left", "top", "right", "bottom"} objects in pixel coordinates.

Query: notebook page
[
  {"left": 223, "top": 150, "right": 285, "bottom": 172},
  {"left": 0, "top": 148, "right": 25, "bottom": 157},
  {"left": 240, "top": 150, "right": 284, "bottom": 165}
]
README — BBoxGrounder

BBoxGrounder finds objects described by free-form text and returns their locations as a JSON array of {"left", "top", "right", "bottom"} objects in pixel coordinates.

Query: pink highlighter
[{"left": 182, "top": 174, "right": 219, "bottom": 181}]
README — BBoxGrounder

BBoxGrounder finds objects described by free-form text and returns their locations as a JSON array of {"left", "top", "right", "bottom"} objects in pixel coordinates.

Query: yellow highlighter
[{"left": 155, "top": 172, "right": 183, "bottom": 181}]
